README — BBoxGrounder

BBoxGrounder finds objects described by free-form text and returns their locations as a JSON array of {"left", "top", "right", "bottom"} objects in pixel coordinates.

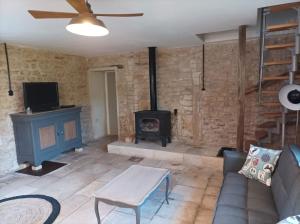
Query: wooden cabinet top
[{"left": 10, "top": 106, "right": 82, "bottom": 121}]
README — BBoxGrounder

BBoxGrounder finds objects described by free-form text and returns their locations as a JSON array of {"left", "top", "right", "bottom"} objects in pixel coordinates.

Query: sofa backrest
[{"left": 271, "top": 145, "right": 300, "bottom": 220}]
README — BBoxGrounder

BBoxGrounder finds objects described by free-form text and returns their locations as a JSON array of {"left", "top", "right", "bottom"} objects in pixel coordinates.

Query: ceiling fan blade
[
  {"left": 94, "top": 13, "right": 144, "bottom": 17},
  {"left": 66, "top": 0, "right": 90, "bottom": 13},
  {"left": 28, "top": 10, "right": 78, "bottom": 19}
]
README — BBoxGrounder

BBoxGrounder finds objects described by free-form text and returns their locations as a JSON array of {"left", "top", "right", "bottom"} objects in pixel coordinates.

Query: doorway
[{"left": 88, "top": 69, "right": 119, "bottom": 140}]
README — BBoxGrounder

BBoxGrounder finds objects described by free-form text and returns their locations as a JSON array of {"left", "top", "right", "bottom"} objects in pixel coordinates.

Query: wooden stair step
[
  {"left": 245, "top": 72, "right": 298, "bottom": 95},
  {"left": 265, "top": 43, "right": 294, "bottom": 50},
  {"left": 255, "top": 130, "right": 268, "bottom": 140},
  {"left": 269, "top": 2, "right": 300, "bottom": 13},
  {"left": 258, "top": 121, "right": 277, "bottom": 129},
  {"left": 261, "top": 112, "right": 282, "bottom": 118},
  {"left": 261, "top": 111, "right": 297, "bottom": 118},
  {"left": 261, "top": 90, "right": 278, "bottom": 96},
  {"left": 263, "top": 75, "right": 300, "bottom": 81},
  {"left": 263, "top": 76, "right": 287, "bottom": 81},
  {"left": 266, "top": 22, "right": 298, "bottom": 32},
  {"left": 261, "top": 102, "right": 281, "bottom": 107},
  {"left": 264, "top": 60, "right": 291, "bottom": 66}
]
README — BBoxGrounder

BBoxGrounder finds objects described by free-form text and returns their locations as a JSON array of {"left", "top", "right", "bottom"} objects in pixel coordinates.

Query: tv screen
[{"left": 23, "top": 82, "right": 59, "bottom": 112}]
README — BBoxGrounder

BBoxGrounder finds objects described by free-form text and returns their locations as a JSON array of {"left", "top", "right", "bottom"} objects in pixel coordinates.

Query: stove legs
[
  {"left": 161, "top": 137, "right": 167, "bottom": 147},
  {"left": 135, "top": 136, "right": 171, "bottom": 147}
]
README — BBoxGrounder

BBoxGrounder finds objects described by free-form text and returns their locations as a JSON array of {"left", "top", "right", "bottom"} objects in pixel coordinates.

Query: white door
[
  {"left": 88, "top": 70, "right": 118, "bottom": 139},
  {"left": 88, "top": 71, "right": 107, "bottom": 139},
  {"left": 105, "top": 71, "right": 118, "bottom": 135}
]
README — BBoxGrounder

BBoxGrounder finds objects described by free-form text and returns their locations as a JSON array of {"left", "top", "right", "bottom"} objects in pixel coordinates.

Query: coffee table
[{"left": 94, "top": 165, "right": 170, "bottom": 224}]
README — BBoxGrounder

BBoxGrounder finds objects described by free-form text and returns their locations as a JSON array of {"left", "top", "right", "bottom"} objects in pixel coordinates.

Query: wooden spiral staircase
[{"left": 245, "top": 2, "right": 300, "bottom": 150}]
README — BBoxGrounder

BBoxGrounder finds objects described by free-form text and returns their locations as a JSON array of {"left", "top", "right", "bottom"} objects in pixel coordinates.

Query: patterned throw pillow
[
  {"left": 238, "top": 145, "right": 282, "bottom": 186},
  {"left": 277, "top": 215, "right": 300, "bottom": 224}
]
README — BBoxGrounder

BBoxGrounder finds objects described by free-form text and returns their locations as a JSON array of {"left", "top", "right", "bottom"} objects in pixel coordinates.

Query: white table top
[{"left": 94, "top": 165, "right": 170, "bottom": 206}]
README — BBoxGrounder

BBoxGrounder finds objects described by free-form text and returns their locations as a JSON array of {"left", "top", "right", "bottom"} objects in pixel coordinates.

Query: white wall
[{"left": 88, "top": 71, "right": 107, "bottom": 139}]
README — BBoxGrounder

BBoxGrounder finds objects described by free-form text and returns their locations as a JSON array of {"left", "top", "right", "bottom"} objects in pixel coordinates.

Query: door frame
[{"left": 88, "top": 67, "right": 120, "bottom": 137}]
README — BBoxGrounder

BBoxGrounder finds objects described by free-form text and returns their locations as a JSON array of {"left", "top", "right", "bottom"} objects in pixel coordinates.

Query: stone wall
[
  {"left": 88, "top": 39, "right": 260, "bottom": 149},
  {"left": 0, "top": 45, "right": 93, "bottom": 174},
  {"left": 0, "top": 39, "right": 264, "bottom": 174}
]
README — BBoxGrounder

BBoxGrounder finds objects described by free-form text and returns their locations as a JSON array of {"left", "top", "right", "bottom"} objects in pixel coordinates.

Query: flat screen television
[{"left": 23, "top": 82, "right": 59, "bottom": 112}]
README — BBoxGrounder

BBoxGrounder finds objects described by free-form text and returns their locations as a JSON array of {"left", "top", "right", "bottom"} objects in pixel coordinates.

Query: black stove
[{"left": 135, "top": 47, "right": 171, "bottom": 147}]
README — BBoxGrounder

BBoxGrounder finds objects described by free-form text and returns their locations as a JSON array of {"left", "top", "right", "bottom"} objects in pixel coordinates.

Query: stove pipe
[{"left": 148, "top": 47, "right": 157, "bottom": 111}]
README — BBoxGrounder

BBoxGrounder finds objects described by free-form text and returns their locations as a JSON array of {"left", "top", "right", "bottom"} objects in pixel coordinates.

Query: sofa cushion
[
  {"left": 213, "top": 205, "right": 247, "bottom": 224},
  {"left": 248, "top": 178, "right": 277, "bottom": 217},
  {"left": 271, "top": 145, "right": 300, "bottom": 220},
  {"left": 238, "top": 145, "right": 282, "bottom": 186},
  {"left": 213, "top": 172, "right": 278, "bottom": 224}
]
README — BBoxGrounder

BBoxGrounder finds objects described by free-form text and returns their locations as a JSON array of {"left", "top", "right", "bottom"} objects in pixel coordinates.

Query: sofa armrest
[{"left": 223, "top": 150, "right": 247, "bottom": 176}]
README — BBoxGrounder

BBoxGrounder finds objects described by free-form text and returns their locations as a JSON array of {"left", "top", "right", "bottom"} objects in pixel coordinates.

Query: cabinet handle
[{"left": 57, "top": 131, "right": 64, "bottom": 136}]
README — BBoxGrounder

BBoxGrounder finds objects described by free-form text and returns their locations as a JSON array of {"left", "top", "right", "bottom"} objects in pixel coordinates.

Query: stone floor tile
[
  {"left": 75, "top": 180, "right": 107, "bottom": 198},
  {"left": 175, "top": 173, "right": 209, "bottom": 189},
  {"left": 194, "top": 208, "right": 214, "bottom": 224},
  {"left": 50, "top": 157, "right": 98, "bottom": 178},
  {"left": 76, "top": 163, "right": 112, "bottom": 179},
  {"left": 1, "top": 185, "right": 37, "bottom": 199},
  {"left": 204, "top": 186, "right": 221, "bottom": 197},
  {"left": 59, "top": 199, "right": 114, "bottom": 224},
  {"left": 150, "top": 216, "right": 193, "bottom": 224},
  {"left": 35, "top": 171, "right": 95, "bottom": 200},
  {"left": 138, "top": 158, "right": 163, "bottom": 168},
  {"left": 27, "top": 175, "right": 61, "bottom": 189},
  {"left": 169, "top": 185, "right": 204, "bottom": 204},
  {"left": 0, "top": 174, "right": 38, "bottom": 198},
  {"left": 156, "top": 200, "right": 198, "bottom": 223},
  {"left": 96, "top": 168, "right": 125, "bottom": 182},
  {"left": 160, "top": 161, "right": 186, "bottom": 171},
  {"left": 0, "top": 137, "right": 221, "bottom": 224},
  {"left": 54, "top": 194, "right": 90, "bottom": 223},
  {"left": 207, "top": 177, "right": 223, "bottom": 188},
  {"left": 116, "top": 199, "right": 163, "bottom": 219},
  {"left": 201, "top": 195, "right": 217, "bottom": 210},
  {"left": 103, "top": 211, "right": 151, "bottom": 224}
]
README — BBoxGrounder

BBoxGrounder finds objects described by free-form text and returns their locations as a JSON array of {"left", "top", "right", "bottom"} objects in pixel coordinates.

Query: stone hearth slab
[{"left": 107, "top": 141, "right": 223, "bottom": 170}]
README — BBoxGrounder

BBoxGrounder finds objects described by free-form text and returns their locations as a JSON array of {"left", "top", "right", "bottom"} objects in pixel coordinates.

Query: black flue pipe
[{"left": 148, "top": 47, "right": 157, "bottom": 111}]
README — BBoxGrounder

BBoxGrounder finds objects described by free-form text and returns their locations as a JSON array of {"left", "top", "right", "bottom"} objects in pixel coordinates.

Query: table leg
[
  {"left": 134, "top": 206, "right": 141, "bottom": 224},
  {"left": 165, "top": 176, "right": 169, "bottom": 204},
  {"left": 94, "top": 198, "right": 101, "bottom": 224}
]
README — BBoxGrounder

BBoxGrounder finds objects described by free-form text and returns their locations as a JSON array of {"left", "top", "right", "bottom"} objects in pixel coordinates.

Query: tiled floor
[{"left": 0, "top": 137, "right": 223, "bottom": 224}]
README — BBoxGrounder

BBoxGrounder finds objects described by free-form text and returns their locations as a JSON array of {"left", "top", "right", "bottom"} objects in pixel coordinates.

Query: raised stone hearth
[{"left": 108, "top": 141, "right": 223, "bottom": 170}]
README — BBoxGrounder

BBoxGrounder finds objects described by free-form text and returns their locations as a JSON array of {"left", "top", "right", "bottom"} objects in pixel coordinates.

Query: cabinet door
[
  {"left": 32, "top": 119, "right": 61, "bottom": 163},
  {"left": 59, "top": 114, "right": 82, "bottom": 151}
]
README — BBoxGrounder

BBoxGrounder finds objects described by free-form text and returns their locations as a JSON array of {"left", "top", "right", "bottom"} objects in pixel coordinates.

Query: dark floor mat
[
  {"left": 16, "top": 161, "right": 67, "bottom": 176},
  {"left": 128, "top": 156, "right": 144, "bottom": 162}
]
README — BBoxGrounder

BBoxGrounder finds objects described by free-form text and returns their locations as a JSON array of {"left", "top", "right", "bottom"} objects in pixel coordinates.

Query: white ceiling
[{"left": 0, "top": 0, "right": 298, "bottom": 57}]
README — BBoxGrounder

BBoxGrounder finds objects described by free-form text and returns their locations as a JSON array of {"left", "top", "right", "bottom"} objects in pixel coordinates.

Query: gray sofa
[{"left": 213, "top": 145, "right": 300, "bottom": 224}]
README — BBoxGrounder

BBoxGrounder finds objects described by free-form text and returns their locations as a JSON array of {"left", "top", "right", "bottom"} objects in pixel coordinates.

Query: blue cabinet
[{"left": 10, "top": 107, "right": 82, "bottom": 167}]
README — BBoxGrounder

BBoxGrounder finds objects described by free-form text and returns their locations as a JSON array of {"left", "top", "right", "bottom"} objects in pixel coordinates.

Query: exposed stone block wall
[
  {"left": 88, "top": 39, "right": 260, "bottom": 149},
  {"left": 0, "top": 39, "right": 272, "bottom": 174},
  {"left": 0, "top": 45, "right": 92, "bottom": 174}
]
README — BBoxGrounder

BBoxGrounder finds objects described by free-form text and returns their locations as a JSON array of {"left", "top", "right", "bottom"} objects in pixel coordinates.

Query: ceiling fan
[{"left": 28, "top": 0, "right": 144, "bottom": 37}]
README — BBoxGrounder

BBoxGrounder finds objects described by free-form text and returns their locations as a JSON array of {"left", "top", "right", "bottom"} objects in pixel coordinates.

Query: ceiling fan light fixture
[{"left": 66, "top": 14, "right": 109, "bottom": 37}]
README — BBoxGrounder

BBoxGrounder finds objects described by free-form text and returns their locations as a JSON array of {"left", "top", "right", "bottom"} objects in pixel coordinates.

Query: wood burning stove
[
  {"left": 135, "top": 47, "right": 171, "bottom": 147},
  {"left": 135, "top": 110, "right": 171, "bottom": 147}
]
